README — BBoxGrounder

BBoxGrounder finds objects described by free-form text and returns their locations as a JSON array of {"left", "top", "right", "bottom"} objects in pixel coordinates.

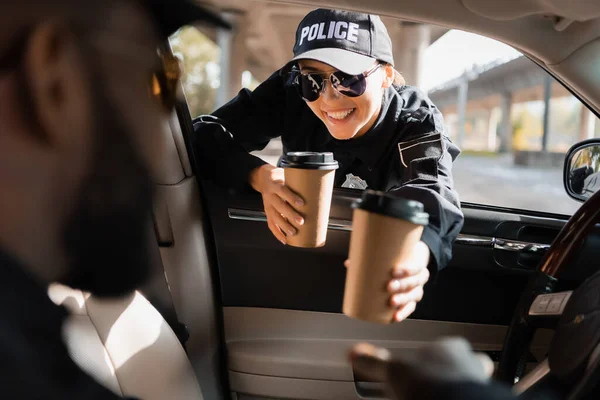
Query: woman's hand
[
  {"left": 345, "top": 240, "right": 431, "bottom": 322},
  {"left": 250, "top": 164, "right": 305, "bottom": 245}
]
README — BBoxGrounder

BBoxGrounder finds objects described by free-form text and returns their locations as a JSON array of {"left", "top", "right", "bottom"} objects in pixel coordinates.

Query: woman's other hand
[{"left": 345, "top": 240, "right": 431, "bottom": 322}]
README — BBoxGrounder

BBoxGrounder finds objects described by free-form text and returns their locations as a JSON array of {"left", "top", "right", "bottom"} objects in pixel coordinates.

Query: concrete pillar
[
  {"left": 216, "top": 12, "right": 248, "bottom": 108},
  {"left": 456, "top": 75, "right": 468, "bottom": 148},
  {"left": 498, "top": 92, "right": 513, "bottom": 153},
  {"left": 541, "top": 75, "right": 552, "bottom": 151},
  {"left": 228, "top": 15, "right": 249, "bottom": 98},
  {"left": 442, "top": 112, "right": 458, "bottom": 142},
  {"left": 488, "top": 107, "right": 501, "bottom": 151},
  {"left": 395, "top": 22, "right": 431, "bottom": 87},
  {"left": 215, "top": 16, "right": 233, "bottom": 109},
  {"left": 579, "top": 106, "right": 597, "bottom": 140}
]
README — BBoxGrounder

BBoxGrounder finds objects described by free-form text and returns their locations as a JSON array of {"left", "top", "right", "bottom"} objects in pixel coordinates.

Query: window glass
[
  {"left": 423, "top": 29, "right": 591, "bottom": 215},
  {"left": 169, "top": 27, "right": 220, "bottom": 117}
]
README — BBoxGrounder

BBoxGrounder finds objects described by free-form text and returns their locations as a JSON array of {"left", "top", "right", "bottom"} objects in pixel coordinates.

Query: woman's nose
[{"left": 321, "top": 79, "right": 342, "bottom": 101}]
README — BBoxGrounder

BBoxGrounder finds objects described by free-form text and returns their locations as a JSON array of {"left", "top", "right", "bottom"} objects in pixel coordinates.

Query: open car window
[{"left": 170, "top": 22, "right": 596, "bottom": 216}]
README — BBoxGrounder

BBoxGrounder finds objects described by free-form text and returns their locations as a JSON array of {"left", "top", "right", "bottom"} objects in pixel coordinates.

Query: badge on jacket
[{"left": 342, "top": 173, "right": 368, "bottom": 190}]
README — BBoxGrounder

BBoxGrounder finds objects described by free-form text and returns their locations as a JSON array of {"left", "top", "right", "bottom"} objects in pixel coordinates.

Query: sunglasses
[
  {"left": 150, "top": 51, "right": 184, "bottom": 112},
  {"left": 291, "top": 63, "right": 382, "bottom": 102},
  {"left": 90, "top": 34, "right": 183, "bottom": 112},
  {"left": 0, "top": 27, "right": 183, "bottom": 113}
]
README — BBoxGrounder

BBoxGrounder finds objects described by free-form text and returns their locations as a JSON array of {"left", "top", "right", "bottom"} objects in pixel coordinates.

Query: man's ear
[
  {"left": 381, "top": 64, "right": 395, "bottom": 89},
  {"left": 23, "top": 22, "right": 92, "bottom": 147}
]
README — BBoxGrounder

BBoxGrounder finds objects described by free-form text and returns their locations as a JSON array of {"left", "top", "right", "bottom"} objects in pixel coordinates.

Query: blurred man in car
[{"left": 0, "top": 0, "right": 228, "bottom": 397}]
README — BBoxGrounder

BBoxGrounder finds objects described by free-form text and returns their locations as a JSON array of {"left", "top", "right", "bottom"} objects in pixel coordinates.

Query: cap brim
[
  {"left": 291, "top": 48, "right": 377, "bottom": 75},
  {"left": 147, "top": 0, "right": 232, "bottom": 37}
]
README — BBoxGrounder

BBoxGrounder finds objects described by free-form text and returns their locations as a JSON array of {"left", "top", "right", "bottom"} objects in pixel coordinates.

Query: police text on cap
[{"left": 298, "top": 21, "right": 360, "bottom": 46}]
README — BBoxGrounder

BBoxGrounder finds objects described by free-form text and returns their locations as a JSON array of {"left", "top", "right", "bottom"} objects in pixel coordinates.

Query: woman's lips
[{"left": 324, "top": 108, "right": 356, "bottom": 124}]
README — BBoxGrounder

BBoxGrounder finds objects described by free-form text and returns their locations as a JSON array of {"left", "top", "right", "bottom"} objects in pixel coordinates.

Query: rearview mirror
[{"left": 564, "top": 139, "right": 600, "bottom": 202}]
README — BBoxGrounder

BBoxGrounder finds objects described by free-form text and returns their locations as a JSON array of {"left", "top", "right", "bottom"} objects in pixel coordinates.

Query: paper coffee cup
[
  {"left": 280, "top": 152, "right": 339, "bottom": 248},
  {"left": 343, "top": 190, "right": 429, "bottom": 324}
]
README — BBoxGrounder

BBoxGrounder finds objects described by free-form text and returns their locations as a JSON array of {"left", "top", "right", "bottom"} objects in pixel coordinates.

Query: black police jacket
[
  {"left": 0, "top": 249, "right": 137, "bottom": 399},
  {"left": 192, "top": 69, "right": 464, "bottom": 270}
]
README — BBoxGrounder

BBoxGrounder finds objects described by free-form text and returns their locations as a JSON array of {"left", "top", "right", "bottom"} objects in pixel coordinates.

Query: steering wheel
[{"left": 495, "top": 189, "right": 600, "bottom": 398}]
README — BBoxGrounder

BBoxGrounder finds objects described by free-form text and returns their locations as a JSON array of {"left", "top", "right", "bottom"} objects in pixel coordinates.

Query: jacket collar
[
  {"left": 0, "top": 247, "right": 67, "bottom": 336},
  {"left": 331, "top": 84, "right": 445, "bottom": 169}
]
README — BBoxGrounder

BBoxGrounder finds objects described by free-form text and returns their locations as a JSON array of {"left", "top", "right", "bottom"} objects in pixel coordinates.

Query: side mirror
[{"left": 564, "top": 139, "right": 600, "bottom": 202}]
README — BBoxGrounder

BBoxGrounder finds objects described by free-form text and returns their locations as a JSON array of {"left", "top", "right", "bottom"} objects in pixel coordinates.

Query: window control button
[
  {"left": 547, "top": 294, "right": 565, "bottom": 313},
  {"left": 529, "top": 291, "right": 573, "bottom": 316},
  {"left": 531, "top": 295, "right": 551, "bottom": 314}
]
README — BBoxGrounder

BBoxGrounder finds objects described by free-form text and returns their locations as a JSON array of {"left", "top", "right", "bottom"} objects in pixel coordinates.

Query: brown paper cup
[
  {"left": 284, "top": 168, "right": 336, "bottom": 248},
  {"left": 343, "top": 191, "right": 428, "bottom": 324}
]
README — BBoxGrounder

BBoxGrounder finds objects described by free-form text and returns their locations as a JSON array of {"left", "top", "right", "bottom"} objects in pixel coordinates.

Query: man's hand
[
  {"left": 345, "top": 240, "right": 431, "bottom": 322},
  {"left": 250, "top": 164, "right": 305, "bottom": 245},
  {"left": 349, "top": 338, "right": 495, "bottom": 400}
]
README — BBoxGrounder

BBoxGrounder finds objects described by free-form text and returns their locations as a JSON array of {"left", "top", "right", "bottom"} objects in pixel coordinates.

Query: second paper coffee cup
[
  {"left": 280, "top": 152, "right": 339, "bottom": 248},
  {"left": 343, "top": 190, "right": 429, "bottom": 324}
]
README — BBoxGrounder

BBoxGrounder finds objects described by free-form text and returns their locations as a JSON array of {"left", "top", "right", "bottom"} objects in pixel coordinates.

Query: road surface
[{"left": 453, "top": 153, "right": 580, "bottom": 215}]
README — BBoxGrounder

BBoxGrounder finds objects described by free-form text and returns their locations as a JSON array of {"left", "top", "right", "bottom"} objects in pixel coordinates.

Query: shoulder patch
[{"left": 398, "top": 132, "right": 443, "bottom": 168}]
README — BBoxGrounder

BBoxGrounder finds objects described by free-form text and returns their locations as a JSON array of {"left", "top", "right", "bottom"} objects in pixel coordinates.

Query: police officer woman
[{"left": 193, "top": 9, "right": 464, "bottom": 322}]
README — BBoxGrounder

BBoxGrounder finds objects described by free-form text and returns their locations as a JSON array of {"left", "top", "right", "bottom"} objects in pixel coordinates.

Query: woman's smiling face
[{"left": 298, "top": 59, "right": 394, "bottom": 140}]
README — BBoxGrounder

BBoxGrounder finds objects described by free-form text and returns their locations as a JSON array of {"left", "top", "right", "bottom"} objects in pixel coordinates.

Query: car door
[
  {"left": 197, "top": 179, "right": 583, "bottom": 400},
  {"left": 167, "top": 23, "right": 600, "bottom": 400}
]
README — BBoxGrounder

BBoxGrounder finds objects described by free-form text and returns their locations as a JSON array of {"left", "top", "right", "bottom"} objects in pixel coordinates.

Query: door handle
[
  {"left": 456, "top": 235, "right": 550, "bottom": 255},
  {"left": 492, "top": 238, "right": 550, "bottom": 255}
]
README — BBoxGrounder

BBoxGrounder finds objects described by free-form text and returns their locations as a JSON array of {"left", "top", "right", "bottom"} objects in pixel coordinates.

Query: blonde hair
[
  {"left": 392, "top": 69, "right": 406, "bottom": 86},
  {"left": 381, "top": 63, "right": 405, "bottom": 86},
  {"left": 380, "top": 61, "right": 406, "bottom": 86}
]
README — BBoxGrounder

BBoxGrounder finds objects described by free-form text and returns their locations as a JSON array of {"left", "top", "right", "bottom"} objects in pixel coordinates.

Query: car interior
[{"left": 46, "top": 0, "right": 600, "bottom": 399}]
